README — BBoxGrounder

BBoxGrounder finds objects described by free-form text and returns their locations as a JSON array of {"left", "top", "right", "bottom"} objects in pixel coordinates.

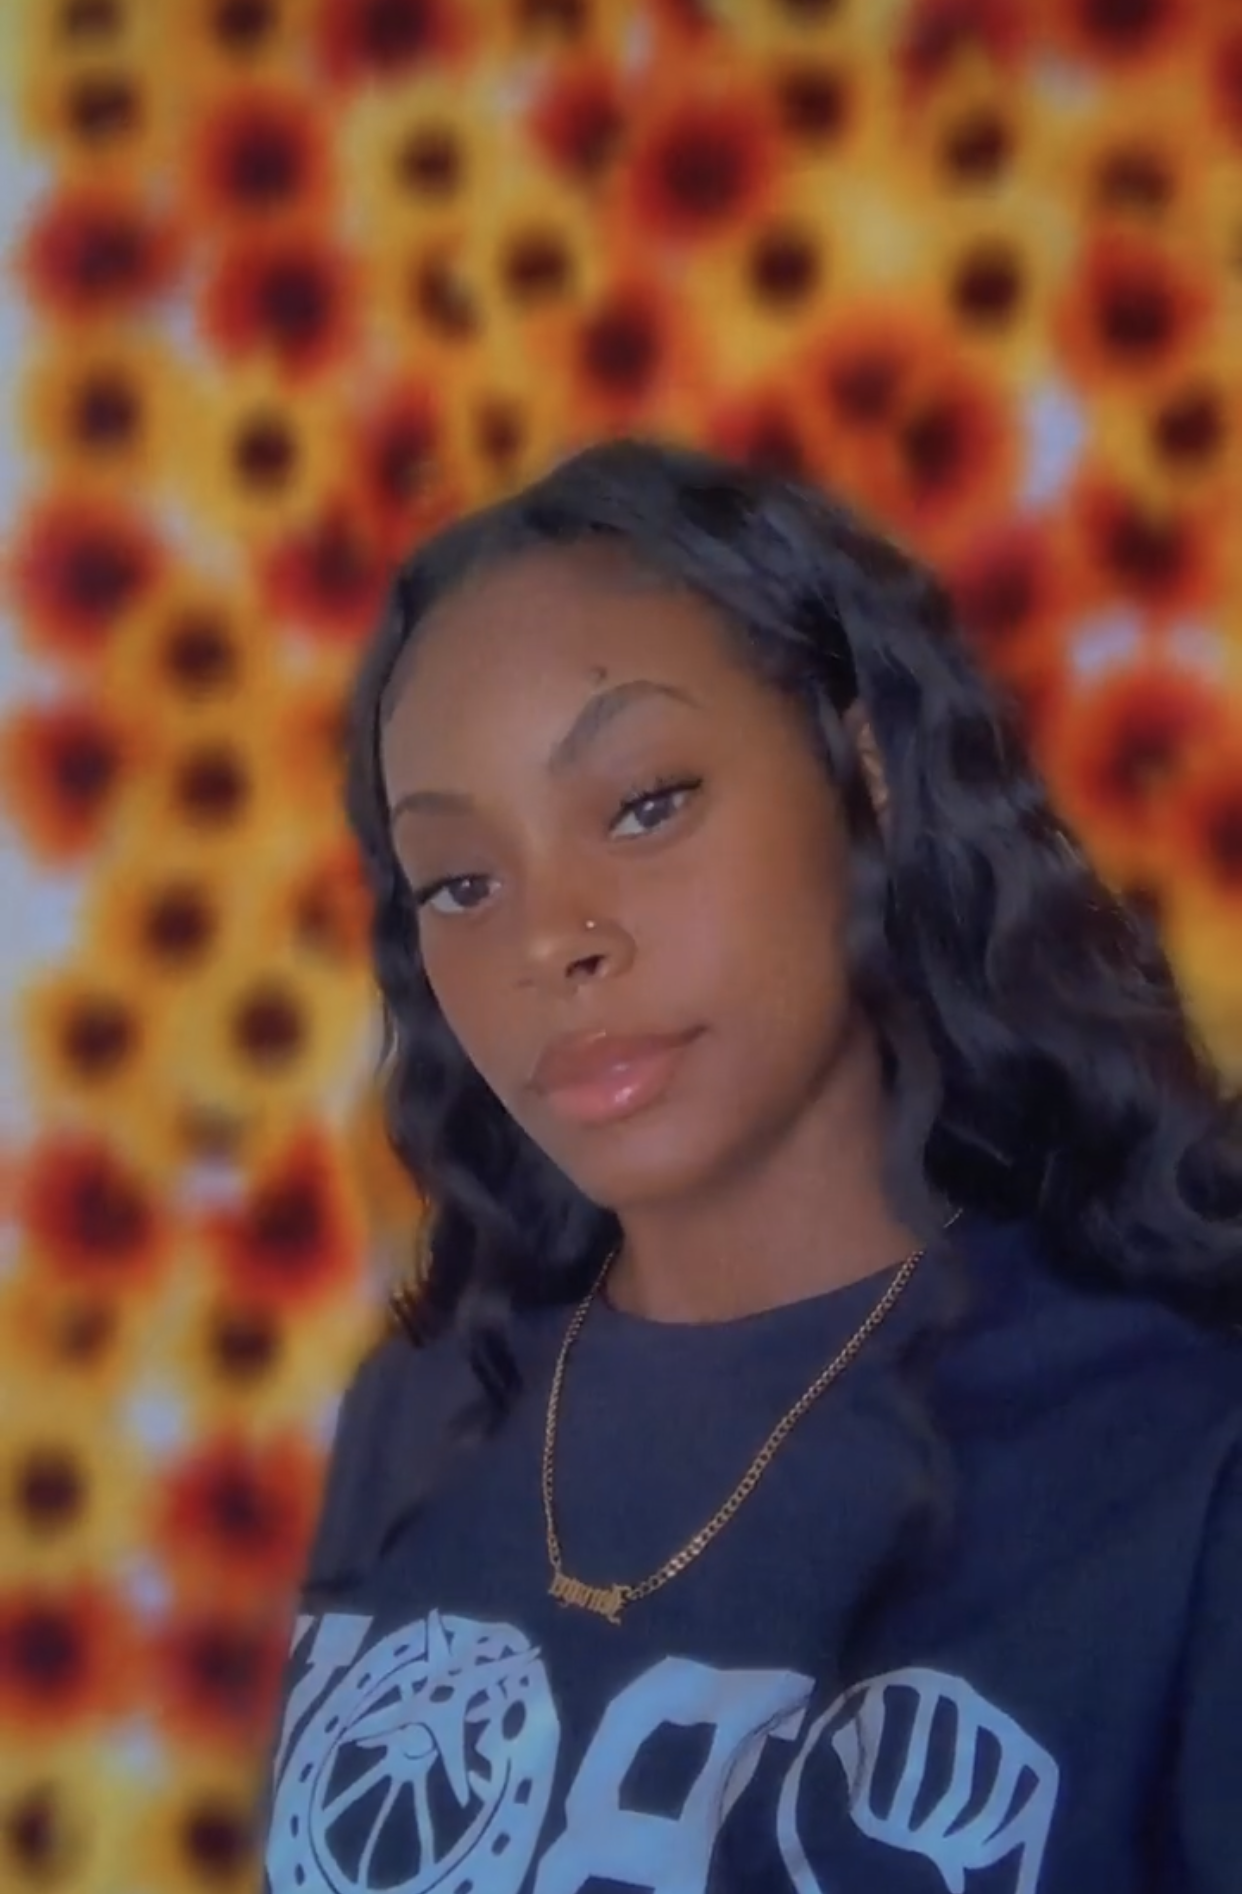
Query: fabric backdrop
[{"left": 1, "top": 1, "right": 1240, "bottom": 1889}]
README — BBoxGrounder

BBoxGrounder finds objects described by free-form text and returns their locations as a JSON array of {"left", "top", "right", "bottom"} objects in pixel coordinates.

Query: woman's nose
[{"left": 520, "top": 907, "right": 635, "bottom": 990}]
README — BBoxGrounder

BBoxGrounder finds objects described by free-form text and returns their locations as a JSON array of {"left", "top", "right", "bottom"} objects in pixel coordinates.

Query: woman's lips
[{"left": 530, "top": 1029, "right": 701, "bottom": 1128}]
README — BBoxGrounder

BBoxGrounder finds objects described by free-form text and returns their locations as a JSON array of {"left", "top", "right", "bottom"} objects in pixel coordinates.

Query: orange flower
[
  {"left": 702, "top": 384, "right": 817, "bottom": 483},
  {"left": 872, "top": 354, "right": 1019, "bottom": 559},
  {"left": 16, "top": 182, "right": 182, "bottom": 321},
  {"left": 1055, "top": 230, "right": 1215, "bottom": 394},
  {"left": 25, "top": 967, "right": 161, "bottom": 1124},
  {"left": 621, "top": 75, "right": 780, "bottom": 248},
  {"left": 0, "top": 698, "right": 138, "bottom": 867},
  {"left": 527, "top": 54, "right": 629, "bottom": 189},
  {"left": 314, "top": 0, "right": 467, "bottom": 86},
  {"left": 202, "top": 1126, "right": 366, "bottom": 1310},
  {"left": 185, "top": 79, "right": 333, "bottom": 224},
  {"left": 351, "top": 375, "right": 462, "bottom": 556},
  {"left": 105, "top": 574, "right": 275, "bottom": 728},
  {"left": 946, "top": 514, "right": 1075, "bottom": 688},
  {"left": 149, "top": 1607, "right": 288, "bottom": 1749},
  {"left": 768, "top": 51, "right": 863, "bottom": 163},
  {"left": 263, "top": 498, "right": 391, "bottom": 643},
  {"left": 19, "top": 332, "right": 190, "bottom": 489},
  {"left": 17, "top": 55, "right": 166, "bottom": 183},
  {"left": 1040, "top": 656, "right": 1230, "bottom": 884},
  {"left": 1206, "top": 26, "right": 1242, "bottom": 150},
  {"left": 897, "top": 0, "right": 1031, "bottom": 99},
  {"left": 17, "top": 1133, "right": 172, "bottom": 1297},
  {"left": 801, "top": 298, "right": 939, "bottom": 453},
  {"left": 1166, "top": 742, "right": 1242, "bottom": 910},
  {"left": 5, "top": 491, "right": 164, "bottom": 665},
  {"left": 563, "top": 274, "right": 705, "bottom": 433},
  {"left": 1047, "top": 0, "right": 1198, "bottom": 75},
  {"left": 200, "top": 224, "right": 358, "bottom": 380},
  {"left": 0, "top": 1583, "right": 139, "bottom": 1736},
  {"left": 85, "top": 856, "right": 230, "bottom": 987},
  {"left": 277, "top": 841, "right": 374, "bottom": 966},
  {"left": 151, "top": 1433, "right": 321, "bottom": 1607},
  {"left": 0, "top": 1267, "right": 139, "bottom": 1411},
  {"left": 1065, "top": 471, "right": 1221, "bottom": 623}
]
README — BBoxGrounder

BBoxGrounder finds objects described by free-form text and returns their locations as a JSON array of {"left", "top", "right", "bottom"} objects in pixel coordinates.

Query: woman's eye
[
  {"left": 415, "top": 874, "right": 495, "bottom": 916},
  {"left": 610, "top": 779, "right": 701, "bottom": 839}
]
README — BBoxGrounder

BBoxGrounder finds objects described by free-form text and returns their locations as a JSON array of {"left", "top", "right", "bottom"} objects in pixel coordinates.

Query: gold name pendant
[{"left": 549, "top": 1570, "right": 628, "bottom": 1626}]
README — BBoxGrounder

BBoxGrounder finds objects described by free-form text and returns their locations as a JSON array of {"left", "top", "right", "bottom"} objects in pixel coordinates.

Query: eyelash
[
  {"left": 609, "top": 774, "right": 703, "bottom": 837},
  {"left": 411, "top": 775, "right": 703, "bottom": 914}
]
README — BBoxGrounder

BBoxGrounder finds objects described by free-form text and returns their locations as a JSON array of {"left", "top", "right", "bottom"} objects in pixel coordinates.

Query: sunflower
[
  {"left": 553, "top": 269, "right": 709, "bottom": 437},
  {"left": 199, "top": 220, "right": 361, "bottom": 383},
  {"left": 698, "top": 378, "right": 820, "bottom": 486},
  {"left": 1054, "top": 227, "right": 1219, "bottom": 398},
  {"left": 1164, "top": 734, "right": 1242, "bottom": 916},
  {"left": 16, "top": 52, "right": 169, "bottom": 183},
  {"left": 485, "top": 0, "right": 636, "bottom": 63},
  {"left": 893, "top": 0, "right": 1033, "bottom": 100},
  {"left": 181, "top": 75, "right": 333, "bottom": 227},
  {"left": 1061, "top": 465, "right": 1224, "bottom": 627},
  {"left": 166, "top": 1266, "right": 376, "bottom": 1436},
  {"left": 262, "top": 495, "right": 394, "bottom": 647},
  {"left": 23, "top": 966, "right": 174, "bottom": 1147},
  {"left": 0, "top": 1404, "right": 147, "bottom": 1585},
  {"left": 0, "top": 695, "right": 143, "bottom": 869},
  {"left": 81, "top": 848, "right": 237, "bottom": 995},
  {"left": 343, "top": 69, "right": 501, "bottom": 249},
  {"left": 680, "top": 170, "right": 840, "bottom": 386},
  {"left": 173, "top": 364, "right": 344, "bottom": 547},
  {"left": 944, "top": 510, "right": 1079, "bottom": 695},
  {"left": 0, "top": 1581, "right": 140, "bottom": 1739},
  {"left": 148, "top": 1429, "right": 322, "bottom": 1610},
  {"left": 1050, "top": 79, "right": 1212, "bottom": 238},
  {"left": 15, "top": 1129, "right": 175, "bottom": 1303},
  {"left": 0, "top": 1759, "right": 106, "bottom": 1894},
  {"left": 130, "top": 1756, "right": 265, "bottom": 1894},
  {"left": 448, "top": 354, "right": 572, "bottom": 505},
  {"left": 0, "top": 1257, "right": 142, "bottom": 1415},
  {"left": 199, "top": 1121, "right": 367, "bottom": 1314},
  {"left": 1039, "top": 649, "right": 1231, "bottom": 888},
  {"left": 19, "top": 330, "right": 193, "bottom": 492},
  {"left": 254, "top": 837, "right": 373, "bottom": 970},
  {"left": 118, "top": 705, "right": 293, "bottom": 877},
  {"left": 147, "top": 1601, "right": 289, "bottom": 1753},
  {"left": 101, "top": 570, "right": 277, "bottom": 735},
  {"left": 157, "top": 942, "right": 371, "bottom": 1135},
  {"left": 1045, "top": 0, "right": 1200, "bottom": 79},
  {"left": 525, "top": 49, "right": 631, "bottom": 194},
  {"left": 371, "top": 224, "right": 489, "bottom": 367},
  {"left": 159, "top": 0, "right": 316, "bottom": 86},
  {"left": 467, "top": 168, "right": 605, "bottom": 367},
  {"left": 5, "top": 487, "right": 166, "bottom": 668},
  {"left": 15, "top": 180, "right": 183, "bottom": 324},
  {"left": 313, "top": 0, "right": 472, "bottom": 90},
  {"left": 347, "top": 371, "right": 463, "bottom": 558},
  {"left": 1088, "top": 354, "right": 1241, "bottom": 511},
  {"left": 616, "top": 65, "right": 782, "bottom": 254}
]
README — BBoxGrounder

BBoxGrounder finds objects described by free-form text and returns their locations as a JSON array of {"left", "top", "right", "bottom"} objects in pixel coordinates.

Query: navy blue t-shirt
[{"left": 264, "top": 1219, "right": 1242, "bottom": 1893}]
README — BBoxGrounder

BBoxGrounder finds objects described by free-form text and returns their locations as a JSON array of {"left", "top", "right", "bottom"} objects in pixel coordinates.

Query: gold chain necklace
[{"left": 542, "top": 1236, "right": 933, "bottom": 1626}]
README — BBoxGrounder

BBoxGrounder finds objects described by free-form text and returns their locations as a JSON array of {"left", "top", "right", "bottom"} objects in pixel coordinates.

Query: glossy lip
[{"left": 529, "top": 1028, "right": 702, "bottom": 1129}]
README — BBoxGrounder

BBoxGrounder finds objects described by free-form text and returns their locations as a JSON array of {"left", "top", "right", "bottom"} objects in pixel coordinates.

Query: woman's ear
[{"left": 844, "top": 702, "right": 889, "bottom": 827}]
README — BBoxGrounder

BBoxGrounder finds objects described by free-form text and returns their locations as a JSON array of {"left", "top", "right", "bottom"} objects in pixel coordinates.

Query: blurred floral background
[{"left": 0, "top": 0, "right": 1240, "bottom": 1888}]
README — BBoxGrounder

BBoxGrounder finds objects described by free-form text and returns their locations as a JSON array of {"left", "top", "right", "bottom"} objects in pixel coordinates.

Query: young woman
[{"left": 264, "top": 441, "right": 1241, "bottom": 1894}]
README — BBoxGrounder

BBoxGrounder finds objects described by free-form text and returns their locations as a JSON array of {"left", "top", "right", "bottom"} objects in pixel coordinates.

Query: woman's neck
[{"left": 605, "top": 1033, "right": 920, "bottom": 1324}]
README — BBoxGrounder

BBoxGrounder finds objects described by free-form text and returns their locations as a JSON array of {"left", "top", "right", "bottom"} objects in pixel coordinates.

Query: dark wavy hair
[{"left": 348, "top": 439, "right": 1242, "bottom": 1432}]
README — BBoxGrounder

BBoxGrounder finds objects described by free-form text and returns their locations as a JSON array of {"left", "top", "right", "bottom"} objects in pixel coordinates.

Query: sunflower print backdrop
[{"left": 1, "top": 0, "right": 1242, "bottom": 1886}]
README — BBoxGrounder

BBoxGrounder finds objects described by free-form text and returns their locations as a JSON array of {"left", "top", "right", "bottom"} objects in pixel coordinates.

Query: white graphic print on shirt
[{"left": 267, "top": 1611, "right": 1059, "bottom": 1894}]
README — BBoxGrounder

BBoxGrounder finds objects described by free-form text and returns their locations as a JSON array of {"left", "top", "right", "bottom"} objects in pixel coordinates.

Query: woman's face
[{"left": 381, "top": 543, "right": 864, "bottom": 1213}]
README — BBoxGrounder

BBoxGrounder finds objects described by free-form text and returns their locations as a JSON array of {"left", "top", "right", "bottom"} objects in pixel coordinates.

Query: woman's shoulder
[{"left": 952, "top": 1215, "right": 1242, "bottom": 1457}]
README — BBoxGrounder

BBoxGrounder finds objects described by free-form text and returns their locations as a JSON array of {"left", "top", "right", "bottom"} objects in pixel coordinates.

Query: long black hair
[{"left": 348, "top": 439, "right": 1242, "bottom": 1424}]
